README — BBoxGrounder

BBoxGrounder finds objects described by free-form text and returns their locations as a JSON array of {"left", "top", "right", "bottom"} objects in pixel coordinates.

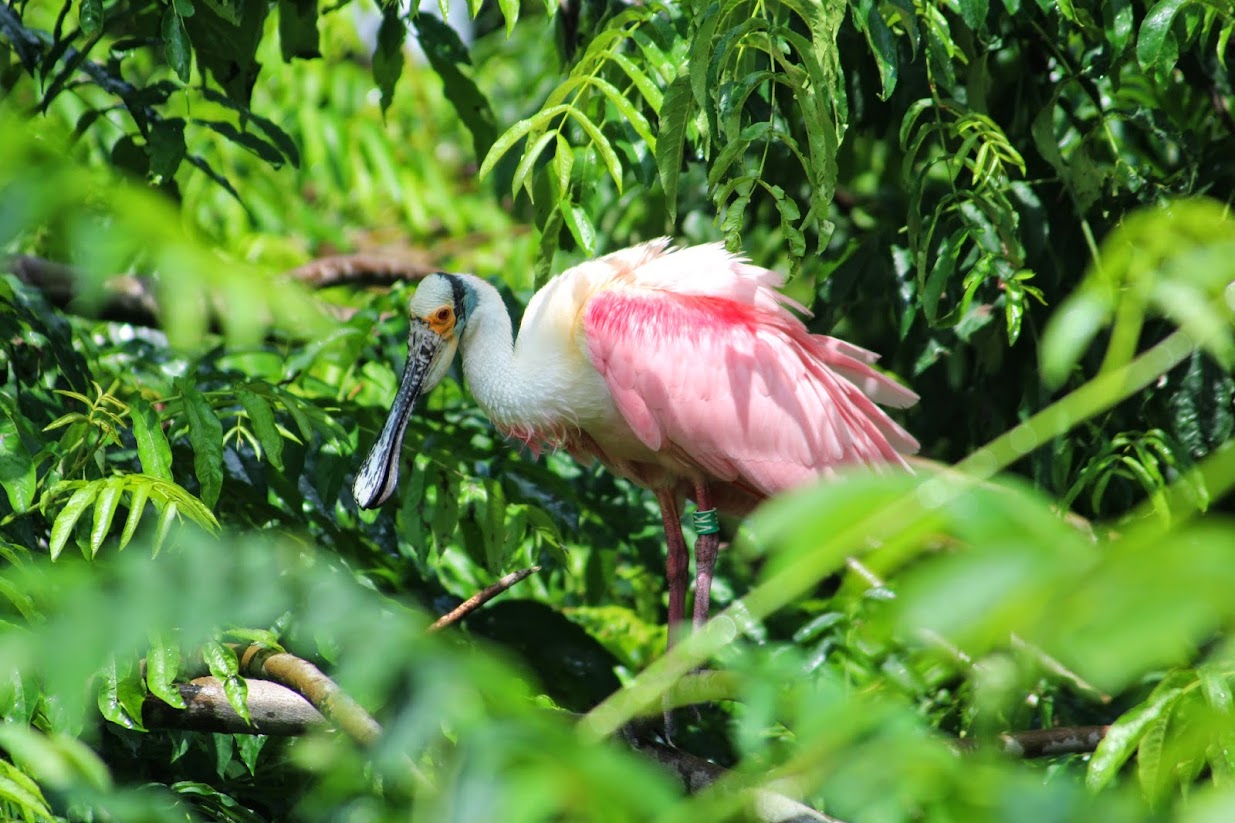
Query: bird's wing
[{"left": 581, "top": 284, "right": 919, "bottom": 497}]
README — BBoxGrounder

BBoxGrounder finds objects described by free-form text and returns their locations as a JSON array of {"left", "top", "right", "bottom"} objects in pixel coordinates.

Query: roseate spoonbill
[{"left": 353, "top": 239, "right": 918, "bottom": 636}]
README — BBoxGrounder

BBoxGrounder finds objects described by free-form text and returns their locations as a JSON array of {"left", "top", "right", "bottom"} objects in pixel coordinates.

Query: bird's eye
[{"left": 434, "top": 307, "right": 452, "bottom": 323}]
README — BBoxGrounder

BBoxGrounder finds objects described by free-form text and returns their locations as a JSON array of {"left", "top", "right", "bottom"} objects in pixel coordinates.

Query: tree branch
[
  {"left": 235, "top": 645, "right": 382, "bottom": 747},
  {"left": 428, "top": 565, "right": 542, "bottom": 632},
  {"left": 4, "top": 250, "right": 441, "bottom": 330},
  {"left": 997, "top": 725, "right": 1109, "bottom": 757},
  {"left": 142, "top": 676, "right": 325, "bottom": 735}
]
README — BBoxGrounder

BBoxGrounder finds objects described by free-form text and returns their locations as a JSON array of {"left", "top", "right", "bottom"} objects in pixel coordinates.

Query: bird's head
[{"left": 352, "top": 273, "right": 477, "bottom": 509}]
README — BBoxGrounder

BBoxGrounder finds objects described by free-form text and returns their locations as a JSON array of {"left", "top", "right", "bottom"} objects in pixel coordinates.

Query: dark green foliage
[{"left": 1, "top": 0, "right": 1235, "bottom": 820}]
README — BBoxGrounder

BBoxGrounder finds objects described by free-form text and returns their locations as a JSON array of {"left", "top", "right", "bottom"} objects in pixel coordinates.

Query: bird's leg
[
  {"left": 691, "top": 481, "right": 721, "bottom": 630},
  {"left": 655, "top": 488, "right": 689, "bottom": 650}
]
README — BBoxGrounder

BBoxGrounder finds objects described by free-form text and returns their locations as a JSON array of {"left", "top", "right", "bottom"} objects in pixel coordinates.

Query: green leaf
[
  {"left": 1088, "top": 679, "right": 1187, "bottom": 790},
  {"left": 49, "top": 485, "right": 98, "bottom": 560},
  {"left": 1102, "top": 0, "right": 1135, "bottom": 56},
  {"left": 97, "top": 657, "right": 146, "bottom": 731},
  {"left": 952, "top": 0, "right": 988, "bottom": 30},
  {"left": 568, "top": 108, "right": 623, "bottom": 192},
  {"left": 119, "top": 481, "right": 151, "bottom": 550},
  {"left": 853, "top": 0, "right": 899, "bottom": 99},
  {"left": 153, "top": 500, "right": 178, "bottom": 556},
  {"left": 162, "top": 7, "right": 191, "bottom": 83},
  {"left": 235, "top": 734, "right": 266, "bottom": 775},
  {"left": 496, "top": 0, "right": 519, "bottom": 34},
  {"left": 223, "top": 675, "right": 250, "bottom": 725},
  {"left": 1201, "top": 666, "right": 1234, "bottom": 714},
  {"left": 146, "top": 118, "right": 187, "bottom": 181},
  {"left": 196, "top": 118, "right": 286, "bottom": 167},
  {"left": 373, "top": 7, "right": 406, "bottom": 116},
  {"left": 130, "top": 398, "right": 173, "bottom": 481},
  {"left": 0, "top": 725, "right": 113, "bottom": 792},
  {"left": 415, "top": 15, "right": 497, "bottom": 161},
  {"left": 0, "top": 760, "right": 53, "bottom": 820},
  {"left": 89, "top": 477, "right": 124, "bottom": 556},
  {"left": 202, "top": 641, "right": 249, "bottom": 724},
  {"left": 561, "top": 202, "right": 596, "bottom": 256},
  {"left": 184, "top": 0, "right": 268, "bottom": 105},
  {"left": 587, "top": 75, "right": 656, "bottom": 152},
  {"left": 0, "top": 409, "right": 36, "bottom": 511},
  {"left": 512, "top": 130, "right": 558, "bottom": 200},
  {"left": 1137, "top": 0, "right": 1188, "bottom": 76},
  {"left": 278, "top": 0, "right": 320, "bottom": 61},
  {"left": 1039, "top": 290, "right": 1111, "bottom": 388},
  {"left": 1137, "top": 711, "right": 1170, "bottom": 806},
  {"left": 198, "top": 87, "right": 301, "bottom": 167},
  {"left": 655, "top": 74, "right": 692, "bottom": 225},
  {"left": 553, "top": 134, "right": 574, "bottom": 197},
  {"left": 237, "top": 388, "right": 284, "bottom": 471},
  {"left": 479, "top": 104, "right": 572, "bottom": 182},
  {"left": 147, "top": 632, "right": 186, "bottom": 710},
  {"left": 178, "top": 379, "right": 223, "bottom": 509},
  {"left": 202, "top": 639, "right": 239, "bottom": 678},
  {"left": 80, "top": 0, "right": 104, "bottom": 37}
]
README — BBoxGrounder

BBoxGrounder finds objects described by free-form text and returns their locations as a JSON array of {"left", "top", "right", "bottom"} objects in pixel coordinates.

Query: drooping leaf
[
  {"left": 277, "top": 0, "right": 320, "bottom": 61},
  {"left": 97, "top": 656, "right": 146, "bottom": 731},
  {"left": 655, "top": 74, "right": 692, "bottom": 225},
  {"left": 129, "top": 398, "right": 173, "bottom": 482},
  {"left": 373, "top": 6, "right": 406, "bottom": 116},
  {"left": 89, "top": 477, "right": 124, "bottom": 556},
  {"left": 80, "top": 0, "right": 103, "bottom": 37},
  {"left": 177, "top": 379, "right": 223, "bottom": 509},
  {"left": 415, "top": 15, "right": 497, "bottom": 161},
  {"left": 48, "top": 485, "right": 98, "bottom": 560},
  {"left": 853, "top": 0, "right": 899, "bottom": 100},
  {"left": 184, "top": 0, "right": 269, "bottom": 105},
  {"left": 1137, "top": 0, "right": 1188, "bottom": 77},
  {"left": 161, "top": 7, "right": 192, "bottom": 83},
  {"left": 0, "top": 408, "right": 36, "bottom": 512},
  {"left": 146, "top": 631, "right": 186, "bottom": 710},
  {"left": 237, "top": 387, "right": 284, "bottom": 471}
]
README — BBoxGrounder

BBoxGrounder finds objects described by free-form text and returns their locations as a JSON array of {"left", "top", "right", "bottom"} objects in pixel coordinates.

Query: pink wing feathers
[{"left": 581, "top": 250, "right": 918, "bottom": 499}]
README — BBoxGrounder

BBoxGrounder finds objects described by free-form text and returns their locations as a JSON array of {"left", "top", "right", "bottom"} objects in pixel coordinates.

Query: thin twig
[{"left": 428, "top": 565, "right": 542, "bottom": 632}]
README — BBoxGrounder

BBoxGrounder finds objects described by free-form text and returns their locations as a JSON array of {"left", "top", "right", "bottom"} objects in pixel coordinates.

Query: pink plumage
[
  {"left": 353, "top": 237, "right": 918, "bottom": 641},
  {"left": 573, "top": 240, "right": 918, "bottom": 515}
]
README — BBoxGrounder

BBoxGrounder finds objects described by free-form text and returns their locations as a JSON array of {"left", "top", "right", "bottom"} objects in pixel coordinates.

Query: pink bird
[{"left": 353, "top": 239, "right": 919, "bottom": 637}]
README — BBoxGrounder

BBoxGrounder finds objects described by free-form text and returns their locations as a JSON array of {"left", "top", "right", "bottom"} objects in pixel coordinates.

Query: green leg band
[{"left": 693, "top": 508, "right": 720, "bottom": 535}]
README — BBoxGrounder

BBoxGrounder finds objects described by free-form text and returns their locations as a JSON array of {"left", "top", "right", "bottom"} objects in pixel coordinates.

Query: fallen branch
[
  {"left": 284, "top": 252, "right": 437, "bottom": 288},
  {"left": 142, "top": 676, "right": 325, "bottom": 735},
  {"left": 428, "top": 565, "right": 542, "bottom": 632},
  {"left": 4, "top": 250, "right": 440, "bottom": 330},
  {"left": 997, "top": 725, "right": 1109, "bottom": 757}
]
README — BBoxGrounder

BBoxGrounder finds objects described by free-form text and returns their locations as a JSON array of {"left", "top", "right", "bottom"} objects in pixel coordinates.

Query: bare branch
[
  {"left": 142, "top": 676, "right": 325, "bottom": 735},
  {"left": 285, "top": 252, "right": 438, "bottom": 288},
  {"left": 236, "top": 646, "right": 382, "bottom": 746},
  {"left": 998, "top": 725, "right": 1109, "bottom": 757},
  {"left": 6, "top": 255, "right": 161, "bottom": 327},
  {"left": 428, "top": 565, "right": 542, "bottom": 632}
]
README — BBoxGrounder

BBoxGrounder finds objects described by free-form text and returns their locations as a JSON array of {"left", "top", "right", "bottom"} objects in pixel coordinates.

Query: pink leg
[
  {"left": 692, "top": 481, "right": 720, "bottom": 630},
  {"left": 655, "top": 489, "right": 688, "bottom": 650}
]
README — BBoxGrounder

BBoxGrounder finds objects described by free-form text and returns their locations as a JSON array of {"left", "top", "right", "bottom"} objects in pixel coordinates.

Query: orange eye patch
[{"left": 425, "top": 306, "right": 455, "bottom": 335}]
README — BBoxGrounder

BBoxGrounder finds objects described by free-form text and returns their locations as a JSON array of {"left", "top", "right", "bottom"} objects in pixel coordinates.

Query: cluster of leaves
[{"left": 1, "top": 0, "right": 1235, "bottom": 820}]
